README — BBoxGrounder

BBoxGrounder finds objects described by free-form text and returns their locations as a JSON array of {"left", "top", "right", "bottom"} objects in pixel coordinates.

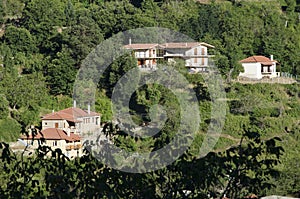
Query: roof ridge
[
  {"left": 56, "top": 128, "right": 63, "bottom": 139},
  {"left": 253, "top": 56, "right": 258, "bottom": 62}
]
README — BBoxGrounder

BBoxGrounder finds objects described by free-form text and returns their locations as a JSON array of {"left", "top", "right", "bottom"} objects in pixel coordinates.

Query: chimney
[
  {"left": 28, "top": 125, "right": 35, "bottom": 136},
  {"left": 270, "top": 55, "right": 273, "bottom": 61},
  {"left": 129, "top": 37, "right": 131, "bottom": 45},
  {"left": 88, "top": 104, "right": 90, "bottom": 115},
  {"left": 73, "top": 100, "right": 76, "bottom": 108}
]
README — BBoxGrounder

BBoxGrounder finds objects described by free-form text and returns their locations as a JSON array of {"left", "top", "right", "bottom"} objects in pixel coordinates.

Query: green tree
[
  {"left": 0, "top": 0, "right": 4, "bottom": 24},
  {"left": 1, "top": 73, "right": 47, "bottom": 110},
  {"left": 0, "top": 119, "right": 22, "bottom": 142},
  {"left": 286, "top": 0, "right": 297, "bottom": 13},
  {"left": 95, "top": 91, "right": 112, "bottom": 122},
  {"left": 47, "top": 49, "right": 77, "bottom": 95},
  {"left": 221, "top": 130, "right": 283, "bottom": 198},
  {"left": 0, "top": 95, "right": 9, "bottom": 120},
  {"left": 2, "top": 26, "right": 37, "bottom": 53},
  {"left": 21, "top": 0, "right": 65, "bottom": 52}
]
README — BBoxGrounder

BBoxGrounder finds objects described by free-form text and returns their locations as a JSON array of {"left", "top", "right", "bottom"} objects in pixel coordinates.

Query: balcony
[
  {"left": 66, "top": 145, "right": 74, "bottom": 150},
  {"left": 135, "top": 52, "right": 155, "bottom": 58},
  {"left": 66, "top": 143, "right": 82, "bottom": 150},
  {"left": 74, "top": 144, "right": 82, "bottom": 149}
]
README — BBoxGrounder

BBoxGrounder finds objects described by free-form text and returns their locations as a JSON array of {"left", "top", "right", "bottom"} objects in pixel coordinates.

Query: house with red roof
[
  {"left": 41, "top": 105, "right": 101, "bottom": 135},
  {"left": 124, "top": 40, "right": 214, "bottom": 72},
  {"left": 21, "top": 128, "right": 83, "bottom": 158},
  {"left": 239, "top": 55, "right": 280, "bottom": 79},
  {"left": 19, "top": 105, "right": 101, "bottom": 158}
]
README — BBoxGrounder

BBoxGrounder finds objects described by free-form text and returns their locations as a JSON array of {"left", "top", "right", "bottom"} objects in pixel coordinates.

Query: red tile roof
[
  {"left": 124, "top": 42, "right": 214, "bottom": 50},
  {"left": 163, "top": 42, "right": 199, "bottom": 48},
  {"left": 163, "top": 42, "right": 214, "bottom": 49},
  {"left": 124, "top": 43, "right": 158, "bottom": 49},
  {"left": 42, "top": 107, "right": 99, "bottom": 121},
  {"left": 21, "top": 128, "right": 81, "bottom": 141},
  {"left": 240, "top": 56, "right": 278, "bottom": 65}
]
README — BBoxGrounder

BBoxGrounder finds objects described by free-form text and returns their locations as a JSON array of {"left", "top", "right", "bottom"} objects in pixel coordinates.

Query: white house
[
  {"left": 41, "top": 106, "right": 101, "bottom": 135},
  {"left": 239, "top": 55, "right": 280, "bottom": 79},
  {"left": 124, "top": 41, "right": 214, "bottom": 72}
]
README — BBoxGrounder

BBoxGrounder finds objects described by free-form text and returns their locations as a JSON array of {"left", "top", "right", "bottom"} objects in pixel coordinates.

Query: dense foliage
[
  {"left": 0, "top": 0, "right": 299, "bottom": 133},
  {"left": 0, "top": 131, "right": 285, "bottom": 198}
]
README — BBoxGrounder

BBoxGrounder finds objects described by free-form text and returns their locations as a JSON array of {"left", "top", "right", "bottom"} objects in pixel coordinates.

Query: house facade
[
  {"left": 239, "top": 55, "right": 280, "bottom": 79},
  {"left": 124, "top": 41, "right": 214, "bottom": 72},
  {"left": 21, "top": 128, "right": 82, "bottom": 158},
  {"left": 41, "top": 106, "right": 101, "bottom": 135},
  {"left": 20, "top": 106, "right": 101, "bottom": 158}
]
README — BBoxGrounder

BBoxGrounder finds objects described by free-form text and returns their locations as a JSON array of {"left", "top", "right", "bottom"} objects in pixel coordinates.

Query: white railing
[
  {"left": 139, "top": 65, "right": 157, "bottom": 71},
  {"left": 135, "top": 52, "right": 155, "bottom": 58}
]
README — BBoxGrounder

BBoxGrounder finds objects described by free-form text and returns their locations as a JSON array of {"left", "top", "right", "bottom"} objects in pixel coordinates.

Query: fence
[
  {"left": 235, "top": 72, "right": 298, "bottom": 84},
  {"left": 281, "top": 72, "right": 299, "bottom": 81}
]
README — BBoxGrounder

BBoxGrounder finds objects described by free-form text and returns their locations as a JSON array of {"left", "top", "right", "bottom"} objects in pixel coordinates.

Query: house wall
[
  {"left": 165, "top": 48, "right": 186, "bottom": 56},
  {"left": 131, "top": 44, "right": 212, "bottom": 71},
  {"left": 185, "top": 46, "right": 207, "bottom": 56},
  {"left": 137, "top": 59, "right": 155, "bottom": 67},
  {"left": 78, "top": 116, "right": 101, "bottom": 134},
  {"left": 43, "top": 115, "right": 100, "bottom": 135},
  {"left": 23, "top": 139, "right": 83, "bottom": 158},
  {"left": 65, "top": 141, "right": 82, "bottom": 158},
  {"left": 272, "top": 63, "right": 277, "bottom": 77},
  {"left": 135, "top": 49, "right": 156, "bottom": 58},
  {"left": 261, "top": 63, "right": 277, "bottom": 78},
  {"left": 185, "top": 46, "right": 208, "bottom": 67},
  {"left": 42, "top": 119, "right": 69, "bottom": 130},
  {"left": 239, "top": 63, "right": 262, "bottom": 79}
]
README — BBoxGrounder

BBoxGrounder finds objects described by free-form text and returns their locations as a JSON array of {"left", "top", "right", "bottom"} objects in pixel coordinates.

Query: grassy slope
[{"left": 190, "top": 82, "right": 299, "bottom": 195}]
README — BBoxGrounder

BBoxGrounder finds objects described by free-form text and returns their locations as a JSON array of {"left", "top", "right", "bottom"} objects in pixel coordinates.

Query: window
[
  {"left": 194, "top": 58, "right": 198, "bottom": 63},
  {"left": 262, "top": 66, "right": 269, "bottom": 73},
  {"left": 55, "top": 123, "right": 58, "bottom": 128},
  {"left": 53, "top": 141, "right": 57, "bottom": 146},
  {"left": 156, "top": 49, "right": 164, "bottom": 57},
  {"left": 44, "top": 122, "right": 48, "bottom": 126}
]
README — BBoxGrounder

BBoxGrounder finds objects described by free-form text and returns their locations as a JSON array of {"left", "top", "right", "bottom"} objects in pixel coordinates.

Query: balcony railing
[
  {"left": 66, "top": 145, "right": 74, "bottom": 150},
  {"left": 135, "top": 53, "right": 155, "bottom": 58},
  {"left": 66, "top": 143, "right": 82, "bottom": 150}
]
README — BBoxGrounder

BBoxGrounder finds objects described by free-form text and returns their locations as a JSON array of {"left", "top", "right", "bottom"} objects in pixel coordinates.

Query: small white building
[{"left": 239, "top": 55, "right": 279, "bottom": 79}]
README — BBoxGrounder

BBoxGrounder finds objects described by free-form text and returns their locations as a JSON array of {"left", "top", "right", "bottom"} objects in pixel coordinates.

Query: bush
[
  {"left": 0, "top": 118, "right": 21, "bottom": 142},
  {"left": 0, "top": 96, "right": 9, "bottom": 120}
]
